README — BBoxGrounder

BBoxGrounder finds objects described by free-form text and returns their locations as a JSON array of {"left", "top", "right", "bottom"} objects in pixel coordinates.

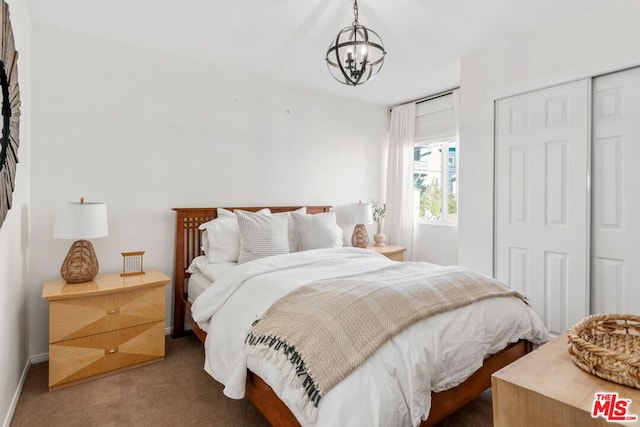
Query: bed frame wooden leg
[{"left": 172, "top": 292, "right": 185, "bottom": 338}]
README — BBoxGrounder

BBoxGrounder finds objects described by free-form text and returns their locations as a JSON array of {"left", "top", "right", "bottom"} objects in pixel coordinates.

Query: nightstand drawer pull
[
  {"left": 107, "top": 309, "right": 119, "bottom": 315},
  {"left": 106, "top": 348, "right": 118, "bottom": 354}
]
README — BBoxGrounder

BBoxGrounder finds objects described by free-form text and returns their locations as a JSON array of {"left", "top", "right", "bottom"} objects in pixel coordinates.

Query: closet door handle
[{"left": 107, "top": 308, "right": 119, "bottom": 315}]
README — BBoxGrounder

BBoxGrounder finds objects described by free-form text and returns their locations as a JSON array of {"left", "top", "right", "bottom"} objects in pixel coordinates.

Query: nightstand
[
  {"left": 369, "top": 245, "right": 406, "bottom": 261},
  {"left": 42, "top": 270, "right": 170, "bottom": 390}
]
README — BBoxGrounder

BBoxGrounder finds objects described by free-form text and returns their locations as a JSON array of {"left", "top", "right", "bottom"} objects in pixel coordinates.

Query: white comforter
[{"left": 191, "top": 247, "right": 549, "bottom": 427}]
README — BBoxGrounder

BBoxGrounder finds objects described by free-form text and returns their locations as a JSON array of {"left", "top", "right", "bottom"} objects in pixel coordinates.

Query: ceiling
[{"left": 27, "top": 0, "right": 609, "bottom": 106}]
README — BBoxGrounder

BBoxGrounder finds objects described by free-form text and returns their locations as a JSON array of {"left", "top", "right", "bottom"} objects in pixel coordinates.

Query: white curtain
[{"left": 385, "top": 102, "right": 416, "bottom": 260}]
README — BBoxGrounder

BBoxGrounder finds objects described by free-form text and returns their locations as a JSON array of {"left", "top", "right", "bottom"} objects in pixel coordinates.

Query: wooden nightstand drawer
[
  {"left": 49, "top": 285, "right": 165, "bottom": 343},
  {"left": 369, "top": 245, "right": 406, "bottom": 261},
  {"left": 49, "top": 320, "right": 165, "bottom": 389}
]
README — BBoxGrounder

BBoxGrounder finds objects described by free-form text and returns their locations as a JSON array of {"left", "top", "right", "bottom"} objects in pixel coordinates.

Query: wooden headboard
[{"left": 171, "top": 206, "right": 332, "bottom": 338}]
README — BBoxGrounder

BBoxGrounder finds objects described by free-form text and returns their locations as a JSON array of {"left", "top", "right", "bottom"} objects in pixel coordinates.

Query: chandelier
[{"left": 325, "top": 0, "right": 386, "bottom": 86}]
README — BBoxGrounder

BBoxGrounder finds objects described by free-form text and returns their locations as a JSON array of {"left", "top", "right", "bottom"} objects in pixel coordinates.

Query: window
[{"left": 413, "top": 92, "right": 458, "bottom": 224}]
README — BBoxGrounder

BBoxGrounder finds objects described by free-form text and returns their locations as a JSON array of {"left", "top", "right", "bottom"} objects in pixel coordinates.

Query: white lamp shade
[
  {"left": 349, "top": 202, "right": 373, "bottom": 225},
  {"left": 53, "top": 202, "right": 109, "bottom": 240}
]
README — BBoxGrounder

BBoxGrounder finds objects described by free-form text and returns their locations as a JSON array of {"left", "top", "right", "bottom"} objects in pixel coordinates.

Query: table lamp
[
  {"left": 53, "top": 197, "right": 109, "bottom": 283},
  {"left": 350, "top": 201, "right": 372, "bottom": 248}
]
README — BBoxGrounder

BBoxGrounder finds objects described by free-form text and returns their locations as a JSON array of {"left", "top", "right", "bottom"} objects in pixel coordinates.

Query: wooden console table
[{"left": 492, "top": 333, "right": 640, "bottom": 426}]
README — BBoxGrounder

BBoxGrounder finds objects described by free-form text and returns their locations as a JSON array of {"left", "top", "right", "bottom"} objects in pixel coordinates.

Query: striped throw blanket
[{"left": 245, "top": 263, "right": 525, "bottom": 421}]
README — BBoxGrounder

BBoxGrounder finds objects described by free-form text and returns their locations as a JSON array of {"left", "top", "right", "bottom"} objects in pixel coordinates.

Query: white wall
[
  {"left": 458, "top": 0, "right": 640, "bottom": 276},
  {"left": 413, "top": 224, "right": 457, "bottom": 265},
  {"left": 0, "top": 1, "right": 31, "bottom": 425},
  {"left": 28, "top": 24, "right": 388, "bottom": 356}
]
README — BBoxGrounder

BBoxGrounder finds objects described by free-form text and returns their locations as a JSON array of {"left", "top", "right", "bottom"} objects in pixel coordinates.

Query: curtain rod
[{"left": 388, "top": 86, "right": 459, "bottom": 112}]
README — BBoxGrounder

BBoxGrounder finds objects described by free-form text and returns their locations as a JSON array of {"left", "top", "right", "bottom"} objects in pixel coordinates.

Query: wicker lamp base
[
  {"left": 61, "top": 239, "right": 99, "bottom": 284},
  {"left": 351, "top": 224, "right": 369, "bottom": 248}
]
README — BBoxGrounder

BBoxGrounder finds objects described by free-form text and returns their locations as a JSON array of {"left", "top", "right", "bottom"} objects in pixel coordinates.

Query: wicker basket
[{"left": 567, "top": 314, "right": 640, "bottom": 389}]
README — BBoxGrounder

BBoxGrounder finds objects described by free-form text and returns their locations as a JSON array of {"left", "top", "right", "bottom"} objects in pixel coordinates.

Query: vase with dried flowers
[{"left": 371, "top": 200, "right": 386, "bottom": 247}]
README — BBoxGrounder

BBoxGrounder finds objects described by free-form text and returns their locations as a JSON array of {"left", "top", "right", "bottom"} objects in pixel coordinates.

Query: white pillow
[
  {"left": 335, "top": 224, "right": 344, "bottom": 243},
  {"left": 271, "top": 207, "right": 307, "bottom": 252},
  {"left": 217, "top": 207, "right": 237, "bottom": 218},
  {"left": 201, "top": 216, "right": 241, "bottom": 262},
  {"left": 237, "top": 210, "right": 289, "bottom": 264},
  {"left": 198, "top": 207, "right": 269, "bottom": 232},
  {"left": 292, "top": 211, "right": 343, "bottom": 250},
  {"left": 186, "top": 256, "right": 236, "bottom": 282},
  {"left": 199, "top": 208, "right": 270, "bottom": 263}
]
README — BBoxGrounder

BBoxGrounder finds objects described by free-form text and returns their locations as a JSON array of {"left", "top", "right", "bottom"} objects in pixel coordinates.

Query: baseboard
[
  {"left": 2, "top": 355, "right": 32, "bottom": 427},
  {"left": 168, "top": 325, "right": 192, "bottom": 336},
  {"left": 30, "top": 352, "right": 48, "bottom": 364}
]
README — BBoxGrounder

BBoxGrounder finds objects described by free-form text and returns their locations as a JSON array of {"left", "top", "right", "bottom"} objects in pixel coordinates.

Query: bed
[{"left": 171, "top": 206, "right": 549, "bottom": 426}]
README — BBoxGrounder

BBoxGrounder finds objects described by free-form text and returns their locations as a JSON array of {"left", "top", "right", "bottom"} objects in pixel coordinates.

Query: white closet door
[
  {"left": 592, "top": 68, "right": 640, "bottom": 315},
  {"left": 495, "top": 79, "right": 590, "bottom": 335}
]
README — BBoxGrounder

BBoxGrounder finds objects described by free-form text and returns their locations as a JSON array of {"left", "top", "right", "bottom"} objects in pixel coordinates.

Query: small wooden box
[
  {"left": 121, "top": 251, "right": 145, "bottom": 276},
  {"left": 492, "top": 333, "right": 640, "bottom": 426}
]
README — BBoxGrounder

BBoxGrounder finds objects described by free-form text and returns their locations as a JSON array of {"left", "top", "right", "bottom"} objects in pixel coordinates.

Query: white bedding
[
  {"left": 186, "top": 255, "right": 236, "bottom": 282},
  {"left": 191, "top": 247, "right": 549, "bottom": 427},
  {"left": 186, "top": 272, "right": 211, "bottom": 303}
]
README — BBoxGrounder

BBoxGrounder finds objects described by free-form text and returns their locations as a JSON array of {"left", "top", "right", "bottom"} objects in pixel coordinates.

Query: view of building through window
[
  {"left": 411, "top": 90, "right": 458, "bottom": 224},
  {"left": 413, "top": 138, "right": 457, "bottom": 223}
]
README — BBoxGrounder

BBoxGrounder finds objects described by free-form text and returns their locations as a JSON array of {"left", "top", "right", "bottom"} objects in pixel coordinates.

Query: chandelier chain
[{"left": 352, "top": 0, "right": 359, "bottom": 26}]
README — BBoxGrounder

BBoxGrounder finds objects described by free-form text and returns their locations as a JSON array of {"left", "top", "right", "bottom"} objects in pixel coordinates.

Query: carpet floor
[{"left": 11, "top": 334, "right": 492, "bottom": 426}]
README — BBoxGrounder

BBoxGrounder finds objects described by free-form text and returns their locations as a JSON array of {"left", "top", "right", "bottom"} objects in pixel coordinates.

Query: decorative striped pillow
[
  {"left": 237, "top": 210, "right": 289, "bottom": 264},
  {"left": 198, "top": 208, "right": 270, "bottom": 263},
  {"left": 292, "top": 211, "right": 343, "bottom": 250}
]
